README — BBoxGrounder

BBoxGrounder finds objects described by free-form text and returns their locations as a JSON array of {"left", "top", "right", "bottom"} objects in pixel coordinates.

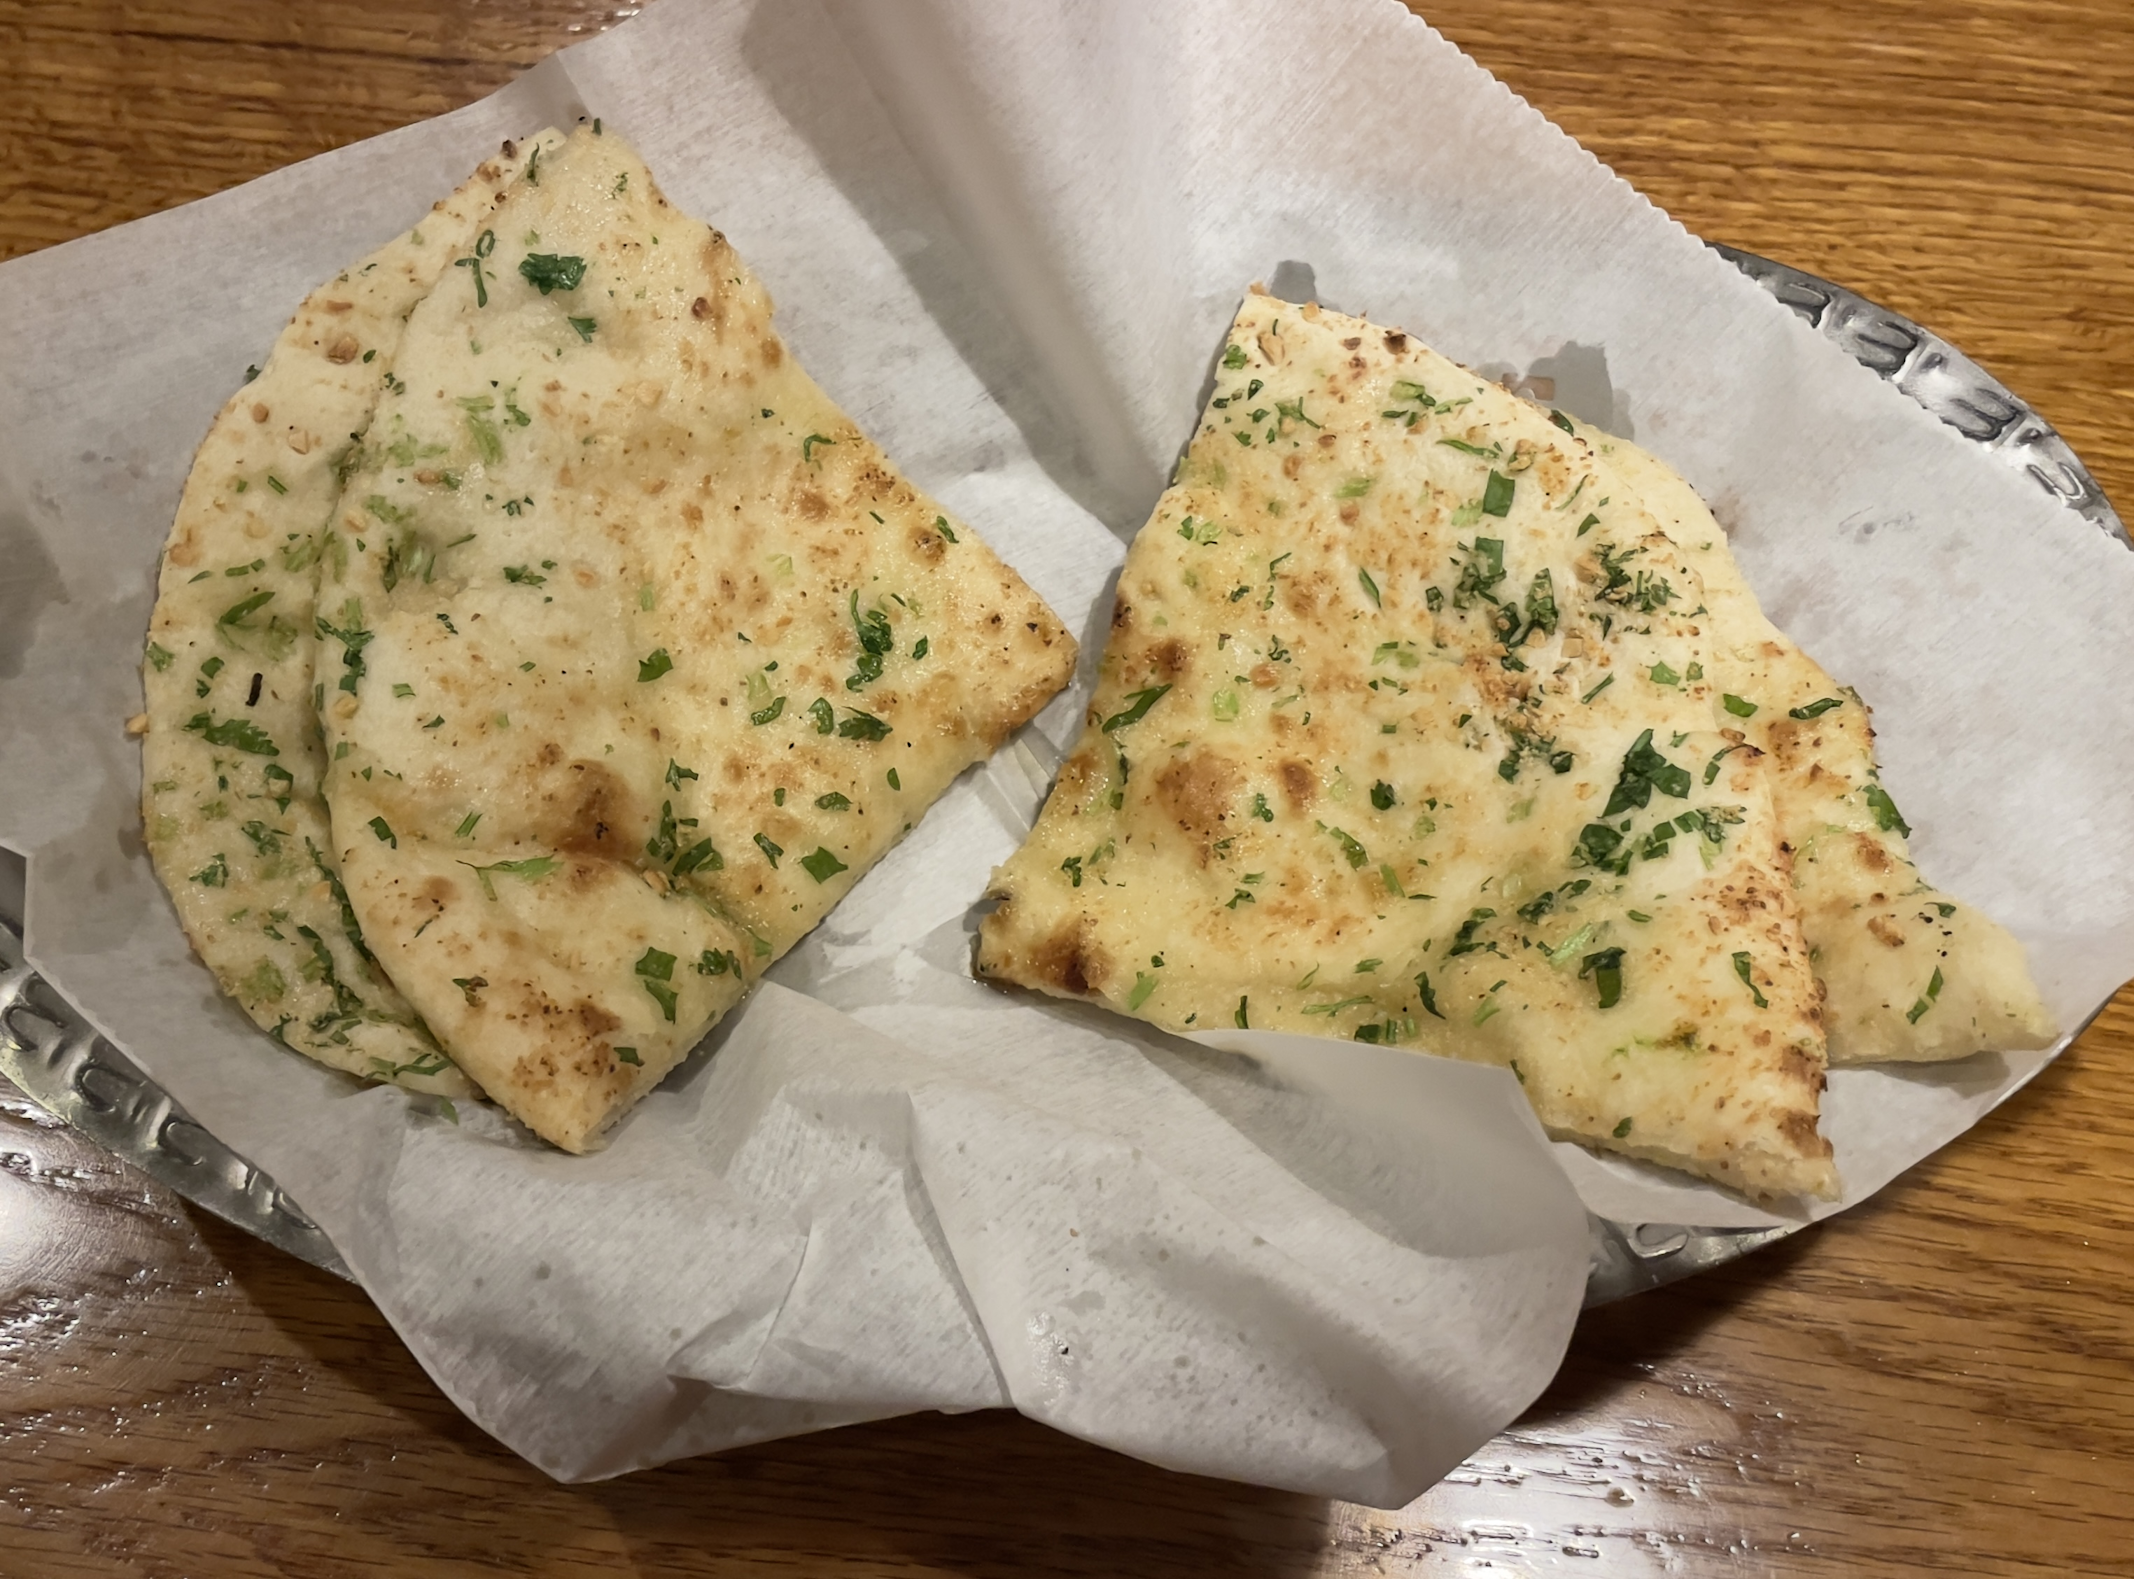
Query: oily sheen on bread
[
  {"left": 139, "top": 132, "right": 562, "bottom": 1098},
  {"left": 978, "top": 293, "right": 1838, "bottom": 1202},
  {"left": 313, "top": 127, "right": 1075, "bottom": 1151}
]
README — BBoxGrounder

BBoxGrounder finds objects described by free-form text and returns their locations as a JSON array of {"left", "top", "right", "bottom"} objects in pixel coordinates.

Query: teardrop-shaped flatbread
[{"left": 315, "top": 127, "right": 1076, "bottom": 1151}]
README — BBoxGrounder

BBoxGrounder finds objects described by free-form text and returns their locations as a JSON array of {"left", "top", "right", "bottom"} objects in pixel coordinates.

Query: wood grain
[{"left": 3, "top": 1, "right": 2131, "bottom": 1574}]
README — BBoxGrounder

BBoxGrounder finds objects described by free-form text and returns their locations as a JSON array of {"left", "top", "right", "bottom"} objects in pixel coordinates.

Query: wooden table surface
[{"left": 4, "top": 1, "right": 2131, "bottom": 1574}]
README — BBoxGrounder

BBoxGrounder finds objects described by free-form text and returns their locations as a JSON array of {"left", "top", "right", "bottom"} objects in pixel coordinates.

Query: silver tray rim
[{"left": 0, "top": 248, "right": 2119, "bottom": 1307}]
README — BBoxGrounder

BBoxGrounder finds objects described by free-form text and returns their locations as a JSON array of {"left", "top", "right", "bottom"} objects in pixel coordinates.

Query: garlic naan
[
  {"left": 316, "top": 126, "right": 1075, "bottom": 1151},
  {"left": 978, "top": 294, "right": 1836, "bottom": 1202}
]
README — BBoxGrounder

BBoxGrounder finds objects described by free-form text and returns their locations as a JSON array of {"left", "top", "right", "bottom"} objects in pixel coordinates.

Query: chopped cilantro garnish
[
  {"left": 671, "top": 836, "right": 723, "bottom": 877},
  {"left": 1789, "top": 697, "right": 1844, "bottom": 720},
  {"left": 1581, "top": 947, "right": 1626, "bottom": 1008},
  {"left": 1102, "top": 684, "right": 1171, "bottom": 733},
  {"left": 1370, "top": 780, "right": 1396, "bottom": 810},
  {"left": 816, "top": 792, "right": 851, "bottom": 811},
  {"left": 518, "top": 253, "right": 587, "bottom": 294},
  {"left": 1732, "top": 950, "right": 1769, "bottom": 1008},
  {"left": 568, "top": 316, "right": 596, "bottom": 341},
  {"left": 1581, "top": 674, "right": 1615, "bottom": 705},
  {"left": 1524, "top": 569, "right": 1559, "bottom": 635},
  {"left": 1591, "top": 542, "right": 1673, "bottom": 612},
  {"left": 845, "top": 592, "right": 895, "bottom": 689},
  {"left": 801, "top": 433, "right": 834, "bottom": 464},
  {"left": 754, "top": 832, "right": 783, "bottom": 867},
  {"left": 800, "top": 847, "right": 848, "bottom": 883},
  {"left": 1516, "top": 879, "right": 1591, "bottom": 923},
  {"left": 750, "top": 696, "right": 787, "bottom": 727},
  {"left": 1612, "top": 1116, "right": 1633, "bottom": 1138},
  {"left": 1481, "top": 470, "right": 1516, "bottom": 517},
  {"left": 1573, "top": 821, "right": 1630, "bottom": 876},
  {"left": 615, "top": 1047, "right": 642, "bottom": 1066},
  {"left": 1320, "top": 824, "right": 1369, "bottom": 869},
  {"left": 1906, "top": 966, "right": 1945, "bottom": 1024},
  {"left": 458, "top": 396, "right": 503, "bottom": 463},
  {"left": 666, "top": 759, "right": 699, "bottom": 788},
  {"left": 1722, "top": 693, "right": 1758, "bottom": 717},
  {"left": 934, "top": 515, "right": 958, "bottom": 543},
  {"left": 1865, "top": 782, "right": 1911, "bottom": 835},
  {"left": 1447, "top": 907, "right": 1499, "bottom": 958},
  {"left": 810, "top": 698, "right": 836, "bottom": 735},
  {"left": 1603, "top": 729, "right": 1692, "bottom": 817},
  {"left": 503, "top": 564, "right": 546, "bottom": 586},
  {"left": 638, "top": 648, "right": 674, "bottom": 682},
  {"left": 1415, "top": 972, "right": 1444, "bottom": 1018},
  {"left": 1649, "top": 661, "right": 1680, "bottom": 686},
  {"left": 368, "top": 816, "right": 396, "bottom": 847},
  {"left": 838, "top": 709, "right": 891, "bottom": 742},
  {"left": 461, "top": 854, "right": 561, "bottom": 900},
  {"left": 192, "top": 853, "right": 229, "bottom": 888},
  {"left": 1357, "top": 567, "right": 1382, "bottom": 607},
  {"left": 1451, "top": 537, "right": 1508, "bottom": 612},
  {"left": 182, "top": 712, "right": 278, "bottom": 756},
  {"left": 1233, "top": 995, "right": 1250, "bottom": 1029},
  {"left": 1251, "top": 792, "right": 1274, "bottom": 823},
  {"left": 215, "top": 589, "right": 276, "bottom": 644}
]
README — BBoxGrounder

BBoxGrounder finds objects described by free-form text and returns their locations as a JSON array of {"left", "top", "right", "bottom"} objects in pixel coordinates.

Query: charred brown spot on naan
[{"left": 1155, "top": 752, "right": 1242, "bottom": 865}]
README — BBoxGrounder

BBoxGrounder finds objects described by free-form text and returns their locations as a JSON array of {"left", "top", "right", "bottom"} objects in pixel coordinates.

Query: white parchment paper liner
[{"left": 2, "top": 0, "right": 2128, "bottom": 1501}]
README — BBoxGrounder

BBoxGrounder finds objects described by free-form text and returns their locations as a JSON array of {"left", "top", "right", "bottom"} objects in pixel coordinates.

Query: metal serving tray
[{"left": 1, "top": 249, "right": 2120, "bottom": 1306}]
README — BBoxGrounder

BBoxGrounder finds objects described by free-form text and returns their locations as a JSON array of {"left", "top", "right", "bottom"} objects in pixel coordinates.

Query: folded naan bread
[
  {"left": 1580, "top": 432, "right": 2056, "bottom": 1064},
  {"left": 314, "top": 126, "right": 1075, "bottom": 1150},
  {"left": 978, "top": 293, "right": 1837, "bottom": 1201},
  {"left": 140, "top": 132, "right": 562, "bottom": 1098}
]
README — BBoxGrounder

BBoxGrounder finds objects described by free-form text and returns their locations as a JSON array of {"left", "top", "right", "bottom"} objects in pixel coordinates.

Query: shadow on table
[{"left": 1532, "top": 1222, "right": 1827, "bottom": 1424}]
